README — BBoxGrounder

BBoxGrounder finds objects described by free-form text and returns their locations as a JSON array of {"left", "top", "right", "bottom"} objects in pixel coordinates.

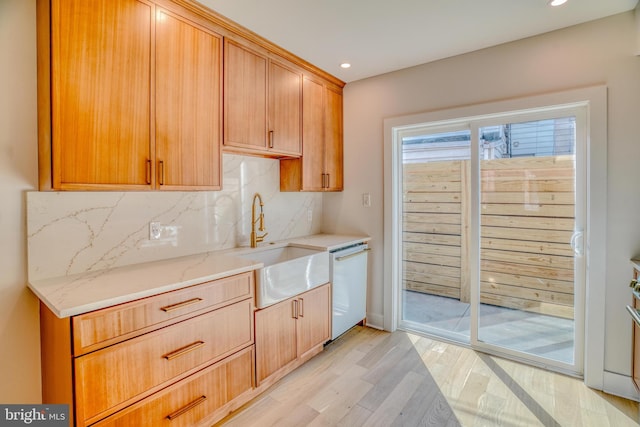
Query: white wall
[
  {"left": 325, "top": 10, "right": 640, "bottom": 388},
  {"left": 0, "top": 0, "right": 41, "bottom": 402}
]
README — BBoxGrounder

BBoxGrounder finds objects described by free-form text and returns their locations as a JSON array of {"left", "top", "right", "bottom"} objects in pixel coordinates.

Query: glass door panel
[
  {"left": 477, "top": 117, "right": 579, "bottom": 367},
  {"left": 400, "top": 128, "right": 472, "bottom": 341}
]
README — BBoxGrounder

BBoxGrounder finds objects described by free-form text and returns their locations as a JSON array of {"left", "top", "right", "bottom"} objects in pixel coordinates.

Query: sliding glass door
[
  {"left": 397, "top": 106, "right": 585, "bottom": 375},
  {"left": 473, "top": 114, "right": 584, "bottom": 373},
  {"left": 400, "top": 126, "right": 471, "bottom": 342}
]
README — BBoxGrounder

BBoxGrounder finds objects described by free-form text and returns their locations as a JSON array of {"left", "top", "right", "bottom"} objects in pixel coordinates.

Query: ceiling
[{"left": 198, "top": 0, "right": 638, "bottom": 83}]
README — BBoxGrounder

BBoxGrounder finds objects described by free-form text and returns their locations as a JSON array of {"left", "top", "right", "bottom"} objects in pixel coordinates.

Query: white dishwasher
[{"left": 330, "top": 242, "right": 369, "bottom": 340}]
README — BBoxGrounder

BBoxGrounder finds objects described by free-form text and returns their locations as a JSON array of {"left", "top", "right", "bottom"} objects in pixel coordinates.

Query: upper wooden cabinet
[
  {"left": 38, "top": 0, "right": 343, "bottom": 191},
  {"left": 224, "top": 39, "right": 302, "bottom": 158},
  {"left": 49, "top": 0, "right": 153, "bottom": 189},
  {"left": 155, "top": 9, "right": 222, "bottom": 190},
  {"left": 40, "top": 0, "right": 222, "bottom": 190},
  {"left": 280, "top": 77, "right": 344, "bottom": 191}
]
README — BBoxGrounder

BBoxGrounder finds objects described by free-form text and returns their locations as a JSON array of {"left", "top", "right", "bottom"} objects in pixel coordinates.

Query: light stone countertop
[{"left": 28, "top": 233, "right": 369, "bottom": 318}]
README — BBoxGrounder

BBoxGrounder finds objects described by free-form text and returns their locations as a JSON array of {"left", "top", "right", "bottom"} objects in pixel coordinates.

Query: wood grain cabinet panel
[
  {"left": 43, "top": 0, "right": 224, "bottom": 190},
  {"left": 296, "top": 284, "right": 331, "bottom": 359},
  {"left": 91, "top": 346, "right": 254, "bottom": 427},
  {"left": 75, "top": 299, "right": 253, "bottom": 425},
  {"left": 254, "top": 294, "right": 298, "bottom": 383},
  {"left": 50, "top": 0, "right": 153, "bottom": 189},
  {"left": 323, "top": 84, "right": 344, "bottom": 191},
  {"left": 280, "top": 77, "right": 343, "bottom": 192},
  {"left": 72, "top": 272, "right": 252, "bottom": 355},
  {"left": 255, "top": 283, "right": 330, "bottom": 385},
  {"left": 155, "top": 9, "right": 223, "bottom": 190},
  {"left": 224, "top": 39, "right": 302, "bottom": 157},
  {"left": 269, "top": 60, "right": 303, "bottom": 155},
  {"left": 223, "top": 39, "right": 268, "bottom": 152}
]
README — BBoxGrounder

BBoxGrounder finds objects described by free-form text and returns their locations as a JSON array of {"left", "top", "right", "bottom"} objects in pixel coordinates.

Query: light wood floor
[{"left": 218, "top": 326, "right": 639, "bottom": 427}]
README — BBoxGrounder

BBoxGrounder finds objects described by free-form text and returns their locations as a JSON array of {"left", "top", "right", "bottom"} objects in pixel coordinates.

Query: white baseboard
[
  {"left": 366, "top": 313, "right": 384, "bottom": 331},
  {"left": 603, "top": 371, "right": 640, "bottom": 402}
]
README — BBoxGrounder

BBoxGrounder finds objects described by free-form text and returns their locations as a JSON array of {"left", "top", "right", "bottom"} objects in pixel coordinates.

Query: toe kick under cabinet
[{"left": 40, "top": 272, "right": 256, "bottom": 427}]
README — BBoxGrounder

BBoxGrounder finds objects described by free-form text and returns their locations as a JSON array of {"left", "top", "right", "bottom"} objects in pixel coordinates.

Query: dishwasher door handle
[{"left": 335, "top": 248, "right": 370, "bottom": 262}]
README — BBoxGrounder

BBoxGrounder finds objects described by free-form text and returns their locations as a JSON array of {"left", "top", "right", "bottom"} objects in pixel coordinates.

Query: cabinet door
[
  {"left": 300, "top": 77, "right": 325, "bottom": 190},
  {"left": 51, "top": 0, "right": 152, "bottom": 189},
  {"left": 254, "top": 299, "right": 297, "bottom": 384},
  {"left": 323, "top": 85, "right": 344, "bottom": 191},
  {"left": 224, "top": 40, "right": 267, "bottom": 151},
  {"left": 269, "top": 61, "right": 302, "bottom": 156},
  {"left": 155, "top": 10, "right": 222, "bottom": 190},
  {"left": 296, "top": 284, "right": 330, "bottom": 359}
]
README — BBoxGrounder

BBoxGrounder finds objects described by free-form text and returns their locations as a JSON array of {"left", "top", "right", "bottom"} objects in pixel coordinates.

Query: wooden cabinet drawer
[
  {"left": 75, "top": 299, "right": 253, "bottom": 425},
  {"left": 92, "top": 346, "right": 254, "bottom": 427},
  {"left": 72, "top": 272, "right": 252, "bottom": 355}
]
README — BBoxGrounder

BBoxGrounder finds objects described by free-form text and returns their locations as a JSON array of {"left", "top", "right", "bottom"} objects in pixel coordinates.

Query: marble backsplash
[{"left": 27, "top": 154, "right": 322, "bottom": 281}]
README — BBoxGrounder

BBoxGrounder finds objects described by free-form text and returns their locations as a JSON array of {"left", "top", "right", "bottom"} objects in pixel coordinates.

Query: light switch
[{"left": 362, "top": 193, "right": 371, "bottom": 208}]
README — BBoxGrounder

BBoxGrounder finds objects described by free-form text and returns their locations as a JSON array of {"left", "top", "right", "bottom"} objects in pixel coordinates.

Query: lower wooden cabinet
[
  {"left": 39, "top": 272, "right": 333, "bottom": 425},
  {"left": 255, "top": 283, "right": 330, "bottom": 385},
  {"left": 92, "top": 346, "right": 254, "bottom": 427},
  {"left": 75, "top": 300, "right": 253, "bottom": 424},
  {"left": 40, "top": 272, "right": 255, "bottom": 427}
]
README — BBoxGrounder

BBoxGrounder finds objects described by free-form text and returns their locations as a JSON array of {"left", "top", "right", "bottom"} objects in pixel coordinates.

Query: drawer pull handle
[
  {"left": 166, "top": 395, "right": 207, "bottom": 421},
  {"left": 163, "top": 341, "right": 205, "bottom": 361},
  {"left": 160, "top": 298, "right": 203, "bottom": 313}
]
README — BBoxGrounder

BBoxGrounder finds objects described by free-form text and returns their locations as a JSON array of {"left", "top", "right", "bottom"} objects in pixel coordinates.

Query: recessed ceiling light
[
  {"left": 549, "top": 0, "right": 568, "bottom": 6},
  {"left": 340, "top": 63, "right": 351, "bottom": 69}
]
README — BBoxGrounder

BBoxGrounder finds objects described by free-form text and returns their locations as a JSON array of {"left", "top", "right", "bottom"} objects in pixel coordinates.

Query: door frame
[{"left": 383, "top": 86, "right": 607, "bottom": 387}]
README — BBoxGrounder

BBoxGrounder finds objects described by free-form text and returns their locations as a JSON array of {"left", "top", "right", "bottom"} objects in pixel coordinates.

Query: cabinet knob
[
  {"left": 269, "top": 130, "right": 274, "bottom": 149},
  {"left": 158, "top": 160, "right": 165, "bottom": 185}
]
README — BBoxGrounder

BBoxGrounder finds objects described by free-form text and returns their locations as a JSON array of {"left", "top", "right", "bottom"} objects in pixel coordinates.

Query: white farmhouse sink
[{"left": 236, "top": 245, "right": 329, "bottom": 308}]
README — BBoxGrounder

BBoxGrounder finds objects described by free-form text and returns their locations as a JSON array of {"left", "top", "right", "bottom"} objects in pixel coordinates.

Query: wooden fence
[{"left": 403, "top": 155, "right": 575, "bottom": 319}]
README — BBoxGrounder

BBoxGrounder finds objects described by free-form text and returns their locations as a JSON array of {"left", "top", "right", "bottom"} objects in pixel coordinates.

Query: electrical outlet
[
  {"left": 307, "top": 209, "right": 313, "bottom": 223},
  {"left": 149, "top": 222, "right": 162, "bottom": 240}
]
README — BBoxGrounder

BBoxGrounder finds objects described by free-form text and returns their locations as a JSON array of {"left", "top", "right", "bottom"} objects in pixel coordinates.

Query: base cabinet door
[
  {"left": 255, "top": 284, "right": 330, "bottom": 385},
  {"left": 254, "top": 297, "right": 298, "bottom": 383},
  {"left": 296, "top": 284, "right": 331, "bottom": 359}
]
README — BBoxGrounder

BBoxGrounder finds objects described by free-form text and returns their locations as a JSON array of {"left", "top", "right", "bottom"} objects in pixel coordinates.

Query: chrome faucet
[{"left": 250, "top": 193, "right": 268, "bottom": 248}]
